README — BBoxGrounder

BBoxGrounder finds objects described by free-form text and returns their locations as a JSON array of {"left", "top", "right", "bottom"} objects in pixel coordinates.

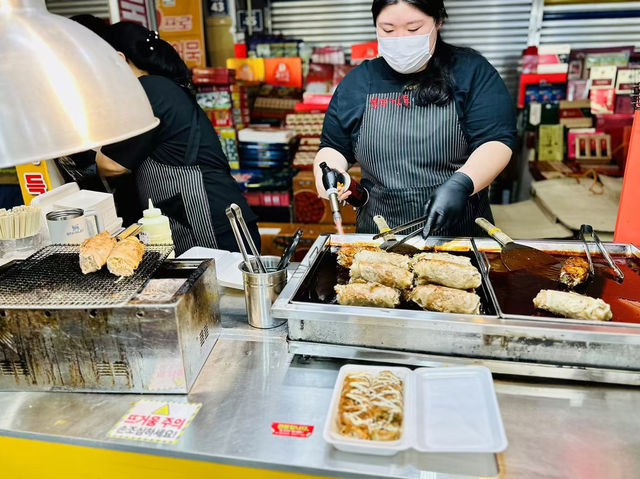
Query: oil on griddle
[
  {"left": 292, "top": 245, "right": 497, "bottom": 316},
  {"left": 0, "top": 244, "right": 173, "bottom": 308},
  {"left": 487, "top": 252, "right": 640, "bottom": 323}
]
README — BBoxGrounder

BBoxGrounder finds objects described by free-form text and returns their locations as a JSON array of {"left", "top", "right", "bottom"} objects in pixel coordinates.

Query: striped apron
[
  {"left": 354, "top": 92, "right": 492, "bottom": 236},
  {"left": 135, "top": 105, "right": 217, "bottom": 255}
]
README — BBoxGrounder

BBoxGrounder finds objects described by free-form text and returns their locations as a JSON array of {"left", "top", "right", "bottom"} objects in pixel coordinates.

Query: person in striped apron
[
  {"left": 83, "top": 21, "right": 259, "bottom": 255},
  {"left": 314, "top": 0, "right": 517, "bottom": 237}
]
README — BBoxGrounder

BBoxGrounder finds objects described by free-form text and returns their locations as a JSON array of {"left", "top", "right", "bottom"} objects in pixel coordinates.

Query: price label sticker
[
  {"left": 271, "top": 422, "right": 314, "bottom": 438},
  {"left": 108, "top": 400, "right": 201, "bottom": 444}
]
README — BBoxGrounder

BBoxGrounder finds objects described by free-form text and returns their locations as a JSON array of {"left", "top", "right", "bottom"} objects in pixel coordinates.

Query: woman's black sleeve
[
  {"left": 461, "top": 57, "right": 517, "bottom": 152},
  {"left": 319, "top": 82, "right": 357, "bottom": 164},
  {"left": 100, "top": 128, "right": 157, "bottom": 171}
]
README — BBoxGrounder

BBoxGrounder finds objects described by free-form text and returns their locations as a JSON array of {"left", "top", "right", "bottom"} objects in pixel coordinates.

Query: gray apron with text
[
  {"left": 135, "top": 105, "right": 217, "bottom": 255},
  {"left": 354, "top": 92, "right": 492, "bottom": 236}
]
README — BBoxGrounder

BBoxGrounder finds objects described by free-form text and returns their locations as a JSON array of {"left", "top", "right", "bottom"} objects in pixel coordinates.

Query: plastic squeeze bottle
[{"left": 138, "top": 199, "right": 174, "bottom": 250}]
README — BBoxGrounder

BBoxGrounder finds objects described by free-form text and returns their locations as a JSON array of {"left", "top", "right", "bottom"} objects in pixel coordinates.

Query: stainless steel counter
[{"left": 1, "top": 287, "right": 640, "bottom": 479}]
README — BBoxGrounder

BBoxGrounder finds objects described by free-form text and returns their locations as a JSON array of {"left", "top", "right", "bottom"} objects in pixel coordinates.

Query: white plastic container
[{"left": 323, "top": 364, "right": 508, "bottom": 456}]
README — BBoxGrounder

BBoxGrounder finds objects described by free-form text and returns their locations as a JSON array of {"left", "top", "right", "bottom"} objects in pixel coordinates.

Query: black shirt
[
  {"left": 320, "top": 45, "right": 517, "bottom": 165},
  {"left": 102, "top": 75, "right": 257, "bottom": 234}
]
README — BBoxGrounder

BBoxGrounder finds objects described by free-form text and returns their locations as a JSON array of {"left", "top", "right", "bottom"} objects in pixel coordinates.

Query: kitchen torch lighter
[{"left": 319, "top": 162, "right": 369, "bottom": 231}]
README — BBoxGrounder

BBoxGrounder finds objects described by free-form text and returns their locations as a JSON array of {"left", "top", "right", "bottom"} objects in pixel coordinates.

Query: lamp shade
[{"left": 0, "top": 0, "right": 159, "bottom": 167}]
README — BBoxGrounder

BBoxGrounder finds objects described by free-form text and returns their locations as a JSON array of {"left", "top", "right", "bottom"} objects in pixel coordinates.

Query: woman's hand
[
  {"left": 313, "top": 147, "right": 350, "bottom": 200},
  {"left": 422, "top": 172, "right": 474, "bottom": 237}
]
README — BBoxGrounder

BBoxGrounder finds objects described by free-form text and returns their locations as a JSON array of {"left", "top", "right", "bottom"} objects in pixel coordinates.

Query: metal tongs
[
  {"left": 372, "top": 214, "right": 428, "bottom": 252},
  {"left": 580, "top": 224, "right": 624, "bottom": 280},
  {"left": 225, "top": 203, "right": 266, "bottom": 274}
]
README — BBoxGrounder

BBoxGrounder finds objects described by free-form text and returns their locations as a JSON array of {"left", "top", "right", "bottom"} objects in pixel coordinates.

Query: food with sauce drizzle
[{"left": 338, "top": 371, "right": 404, "bottom": 441}]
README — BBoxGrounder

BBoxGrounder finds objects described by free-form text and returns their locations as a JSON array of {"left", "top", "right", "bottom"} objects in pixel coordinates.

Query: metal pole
[{"left": 247, "top": 0, "right": 253, "bottom": 36}]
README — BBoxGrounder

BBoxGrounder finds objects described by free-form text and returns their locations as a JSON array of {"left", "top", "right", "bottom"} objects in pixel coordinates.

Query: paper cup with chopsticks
[{"left": 239, "top": 256, "right": 287, "bottom": 329}]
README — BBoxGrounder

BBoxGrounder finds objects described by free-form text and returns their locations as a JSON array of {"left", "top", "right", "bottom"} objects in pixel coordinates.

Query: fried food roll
[
  {"left": 350, "top": 261, "right": 413, "bottom": 290},
  {"left": 106, "top": 236, "right": 145, "bottom": 277},
  {"left": 335, "top": 282, "right": 400, "bottom": 308},
  {"left": 410, "top": 284, "right": 481, "bottom": 314},
  {"left": 338, "top": 372, "right": 374, "bottom": 440},
  {"left": 369, "top": 371, "right": 403, "bottom": 441},
  {"left": 410, "top": 251, "right": 471, "bottom": 268},
  {"left": 337, "top": 371, "right": 404, "bottom": 441},
  {"left": 79, "top": 232, "right": 117, "bottom": 274},
  {"left": 559, "top": 256, "right": 590, "bottom": 288},
  {"left": 337, "top": 245, "right": 378, "bottom": 268},
  {"left": 353, "top": 249, "right": 410, "bottom": 270},
  {"left": 533, "top": 289, "right": 612, "bottom": 321},
  {"left": 412, "top": 259, "right": 481, "bottom": 290}
]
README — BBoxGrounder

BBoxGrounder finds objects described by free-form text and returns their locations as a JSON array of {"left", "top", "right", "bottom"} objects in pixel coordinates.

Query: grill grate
[{"left": 0, "top": 244, "right": 174, "bottom": 308}]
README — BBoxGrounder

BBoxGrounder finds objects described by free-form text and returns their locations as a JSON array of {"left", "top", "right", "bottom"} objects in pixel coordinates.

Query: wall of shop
[
  {"left": 270, "top": 0, "right": 534, "bottom": 97},
  {"left": 537, "top": 1, "right": 640, "bottom": 48},
  {"left": 44, "top": 0, "right": 110, "bottom": 18}
]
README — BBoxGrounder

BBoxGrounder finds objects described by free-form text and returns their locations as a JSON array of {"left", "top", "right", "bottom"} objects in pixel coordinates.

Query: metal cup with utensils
[
  {"left": 225, "top": 203, "right": 266, "bottom": 274},
  {"left": 239, "top": 256, "right": 287, "bottom": 329}
]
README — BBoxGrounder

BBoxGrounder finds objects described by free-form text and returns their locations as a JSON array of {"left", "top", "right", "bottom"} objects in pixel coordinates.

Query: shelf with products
[{"left": 517, "top": 44, "right": 638, "bottom": 181}]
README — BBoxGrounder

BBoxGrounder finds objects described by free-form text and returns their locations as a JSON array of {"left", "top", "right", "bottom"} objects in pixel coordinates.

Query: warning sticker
[
  {"left": 108, "top": 400, "right": 201, "bottom": 444},
  {"left": 271, "top": 422, "right": 314, "bottom": 438}
]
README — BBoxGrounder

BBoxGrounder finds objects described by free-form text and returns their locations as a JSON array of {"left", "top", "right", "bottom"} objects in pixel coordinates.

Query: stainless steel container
[
  {"left": 0, "top": 259, "right": 221, "bottom": 393},
  {"left": 240, "top": 256, "right": 287, "bottom": 329},
  {"left": 272, "top": 234, "right": 640, "bottom": 385}
]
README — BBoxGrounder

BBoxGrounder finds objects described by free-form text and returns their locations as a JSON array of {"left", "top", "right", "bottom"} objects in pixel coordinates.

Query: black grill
[{"left": 0, "top": 244, "right": 174, "bottom": 308}]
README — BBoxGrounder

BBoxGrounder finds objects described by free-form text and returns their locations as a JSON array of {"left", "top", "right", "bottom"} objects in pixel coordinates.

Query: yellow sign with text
[
  {"left": 15, "top": 161, "right": 53, "bottom": 205},
  {"left": 157, "top": 0, "right": 206, "bottom": 68}
]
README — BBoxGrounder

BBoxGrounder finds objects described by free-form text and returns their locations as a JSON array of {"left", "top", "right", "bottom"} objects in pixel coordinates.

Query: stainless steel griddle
[{"left": 272, "top": 234, "right": 640, "bottom": 385}]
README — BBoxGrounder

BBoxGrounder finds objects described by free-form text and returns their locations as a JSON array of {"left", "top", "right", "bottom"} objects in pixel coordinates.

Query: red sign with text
[{"left": 271, "top": 422, "right": 314, "bottom": 438}]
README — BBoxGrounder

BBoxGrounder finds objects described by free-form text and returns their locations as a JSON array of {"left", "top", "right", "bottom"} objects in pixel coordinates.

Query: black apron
[
  {"left": 354, "top": 92, "right": 492, "bottom": 236},
  {"left": 135, "top": 105, "right": 218, "bottom": 255}
]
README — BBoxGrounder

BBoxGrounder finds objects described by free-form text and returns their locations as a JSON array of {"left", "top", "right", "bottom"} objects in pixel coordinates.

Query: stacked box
[
  {"left": 231, "top": 84, "right": 251, "bottom": 130},
  {"left": 285, "top": 112, "right": 325, "bottom": 170},
  {"left": 196, "top": 84, "right": 239, "bottom": 169}
]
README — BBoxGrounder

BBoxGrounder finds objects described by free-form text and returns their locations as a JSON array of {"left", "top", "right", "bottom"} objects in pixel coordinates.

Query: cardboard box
[
  {"left": 293, "top": 169, "right": 361, "bottom": 225},
  {"left": 559, "top": 100, "right": 593, "bottom": 128},
  {"left": 615, "top": 68, "right": 640, "bottom": 94},
  {"left": 574, "top": 133, "right": 612, "bottom": 164},
  {"left": 259, "top": 222, "right": 356, "bottom": 261},
  {"left": 538, "top": 124, "right": 565, "bottom": 162},
  {"left": 590, "top": 66, "right": 618, "bottom": 90},
  {"left": 590, "top": 89, "right": 616, "bottom": 115}
]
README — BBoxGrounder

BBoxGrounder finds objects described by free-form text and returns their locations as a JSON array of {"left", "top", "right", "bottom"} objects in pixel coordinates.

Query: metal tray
[
  {"left": 474, "top": 238, "right": 640, "bottom": 328},
  {"left": 273, "top": 234, "right": 640, "bottom": 385},
  {"left": 0, "top": 244, "right": 174, "bottom": 309}
]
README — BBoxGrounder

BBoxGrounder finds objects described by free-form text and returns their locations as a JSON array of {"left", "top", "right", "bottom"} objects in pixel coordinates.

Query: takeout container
[{"left": 323, "top": 364, "right": 508, "bottom": 456}]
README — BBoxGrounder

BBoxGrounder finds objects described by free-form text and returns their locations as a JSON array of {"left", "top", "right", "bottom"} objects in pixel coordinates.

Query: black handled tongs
[{"left": 580, "top": 224, "right": 624, "bottom": 280}]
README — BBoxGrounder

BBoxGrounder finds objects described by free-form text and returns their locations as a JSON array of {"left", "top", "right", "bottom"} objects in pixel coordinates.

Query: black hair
[
  {"left": 71, "top": 14, "right": 113, "bottom": 44},
  {"left": 108, "top": 21, "right": 195, "bottom": 96},
  {"left": 372, "top": 0, "right": 454, "bottom": 106}
]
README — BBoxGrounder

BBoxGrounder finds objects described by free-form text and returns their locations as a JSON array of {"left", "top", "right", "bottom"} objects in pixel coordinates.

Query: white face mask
[{"left": 377, "top": 25, "right": 436, "bottom": 74}]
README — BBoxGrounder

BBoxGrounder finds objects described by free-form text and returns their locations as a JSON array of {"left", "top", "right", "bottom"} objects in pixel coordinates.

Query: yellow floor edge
[{"left": 0, "top": 435, "right": 335, "bottom": 479}]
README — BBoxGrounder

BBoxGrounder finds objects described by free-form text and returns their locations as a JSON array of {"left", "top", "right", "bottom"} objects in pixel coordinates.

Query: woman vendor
[
  {"left": 88, "top": 21, "right": 259, "bottom": 254},
  {"left": 314, "top": 0, "right": 517, "bottom": 236}
]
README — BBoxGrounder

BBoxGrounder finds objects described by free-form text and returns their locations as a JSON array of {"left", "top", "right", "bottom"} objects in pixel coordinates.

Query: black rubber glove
[{"left": 422, "top": 172, "right": 474, "bottom": 237}]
